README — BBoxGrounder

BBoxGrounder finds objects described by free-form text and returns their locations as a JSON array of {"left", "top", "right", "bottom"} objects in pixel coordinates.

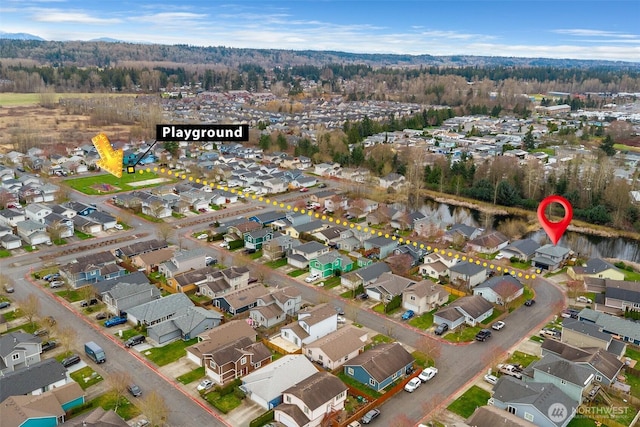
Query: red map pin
[{"left": 537, "top": 195, "right": 573, "bottom": 245}]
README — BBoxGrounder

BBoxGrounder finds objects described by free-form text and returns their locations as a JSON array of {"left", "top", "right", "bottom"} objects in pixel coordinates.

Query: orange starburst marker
[{"left": 92, "top": 133, "right": 123, "bottom": 178}]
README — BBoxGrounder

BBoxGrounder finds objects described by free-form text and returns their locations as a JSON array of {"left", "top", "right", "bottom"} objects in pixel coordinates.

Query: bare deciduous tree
[
  {"left": 21, "top": 294, "right": 40, "bottom": 328},
  {"left": 107, "top": 371, "right": 132, "bottom": 413},
  {"left": 140, "top": 390, "right": 169, "bottom": 427},
  {"left": 55, "top": 325, "right": 75, "bottom": 354},
  {"left": 414, "top": 335, "right": 442, "bottom": 366},
  {"left": 157, "top": 223, "right": 174, "bottom": 242}
]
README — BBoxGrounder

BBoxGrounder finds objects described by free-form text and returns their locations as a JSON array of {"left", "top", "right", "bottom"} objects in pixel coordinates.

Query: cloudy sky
[{"left": 1, "top": 0, "right": 639, "bottom": 62}]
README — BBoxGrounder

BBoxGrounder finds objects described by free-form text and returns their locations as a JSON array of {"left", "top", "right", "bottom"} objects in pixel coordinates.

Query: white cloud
[
  {"left": 553, "top": 29, "right": 638, "bottom": 39},
  {"left": 34, "top": 11, "right": 122, "bottom": 24}
]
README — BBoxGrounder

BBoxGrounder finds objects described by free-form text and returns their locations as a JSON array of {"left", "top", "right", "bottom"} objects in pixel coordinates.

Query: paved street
[{"left": 0, "top": 179, "right": 567, "bottom": 426}]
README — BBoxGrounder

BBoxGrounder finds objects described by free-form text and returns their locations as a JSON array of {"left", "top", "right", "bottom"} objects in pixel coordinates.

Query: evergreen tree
[
  {"left": 600, "top": 134, "right": 616, "bottom": 156},
  {"left": 276, "top": 134, "right": 288, "bottom": 151},
  {"left": 523, "top": 125, "right": 535, "bottom": 150},
  {"left": 258, "top": 134, "right": 271, "bottom": 151}
]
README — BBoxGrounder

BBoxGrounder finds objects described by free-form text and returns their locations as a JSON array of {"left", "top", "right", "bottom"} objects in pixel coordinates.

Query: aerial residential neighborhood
[{"left": 1, "top": 3, "right": 640, "bottom": 426}]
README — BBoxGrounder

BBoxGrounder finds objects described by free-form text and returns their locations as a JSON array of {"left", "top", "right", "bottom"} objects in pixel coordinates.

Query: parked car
[
  {"left": 356, "top": 293, "right": 369, "bottom": 300},
  {"left": 337, "top": 316, "right": 346, "bottom": 324},
  {"left": 49, "top": 281, "right": 65, "bottom": 288},
  {"left": 0, "top": 301, "right": 11, "bottom": 309},
  {"left": 80, "top": 298, "right": 99, "bottom": 307},
  {"left": 114, "top": 223, "right": 124, "bottom": 230},
  {"left": 219, "top": 241, "right": 229, "bottom": 248},
  {"left": 498, "top": 363, "right": 523, "bottom": 379},
  {"left": 196, "top": 233, "right": 208, "bottom": 240},
  {"left": 45, "top": 315, "right": 56, "bottom": 325},
  {"left": 360, "top": 409, "right": 381, "bottom": 424},
  {"left": 560, "top": 308, "right": 580, "bottom": 318},
  {"left": 576, "top": 296, "right": 593, "bottom": 304},
  {"left": 404, "top": 377, "right": 422, "bottom": 392},
  {"left": 205, "top": 256, "right": 217, "bottom": 266},
  {"left": 34, "top": 329, "right": 48, "bottom": 337},
  {"left": 43, "top": 273, "right": 60, "bottom": 281},
  {"left": 318, "top": 183, "right": 327, "bottom": 188},
  {"left": 524, "top": 299, "right": 536, "bottom": 306},
  {"left": 243, "top": 248, "right": 256, "bottom": 254},
  {"left": 434, "top": 323, "right": 448, "bottom": 335},
  {"left": 335, "top": 306, "right": 345, "bottom": 315},
  {"left": 475, "top": 329, "right": 492, "bottom": 342},
  {"left": 127, "top": 384, "right": 142, "bottom": 397},
  {"left": 483, "top": 374, "right": 498, "bottom": 385},
  {"left": 305, "top": 273, "right": 321, "bottom": 283},
  {"left": 41, "top": 340, "right": 57, "bottom": 352},
  {"left": 418, "top": 367, "right": 438, "bottom": 382},
  {"left": 104, "top": 316, "right": 127, "bottom": 327},
  {"left": 3, "top": 284, "right": 14, "bottom": 293},
  {"left": 540, "top": 327, "right": 561, "bottom": 338},
  {"left": 299, "top": 187, "right": 309, "bottom": 192},
  {"left": 197, "top": 379, "right": 213, "bottom": 391},
  {"left": 61, "top": 354, "right": 81, "bottom": 368},
  {"left": 125, "top": 334, "right": 146, "bottom": 348},
  {"left": 95, "top": 312, "right": 108, "bottom": 320},
  {"left": 492, "top": 321, "right": 506, "bottom": 331},
  {"left": 347, "top": 422, "right": 361, "bottom": 427},
  {"left": 401, "top": 310, "right": 415, "bottom": 320}
]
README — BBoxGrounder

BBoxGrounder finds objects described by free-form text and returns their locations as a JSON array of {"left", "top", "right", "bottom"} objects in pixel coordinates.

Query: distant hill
[
  {"left": 0, "top": 39, "right": 638, "bottom": 70},
  {"left": 88, "top": 37, "right": 123, "bottom": 43},
  {"left": 0, "top": 32, "right": 45, "bottom": 41}
]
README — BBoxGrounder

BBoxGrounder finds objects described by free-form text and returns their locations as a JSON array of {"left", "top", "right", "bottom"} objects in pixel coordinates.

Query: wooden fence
[
  {"left": 443, "top": 285, "right": 467, "bottom": 297},
  {"left": 261, "top": 337, "right": 302, "bottom": 355}
]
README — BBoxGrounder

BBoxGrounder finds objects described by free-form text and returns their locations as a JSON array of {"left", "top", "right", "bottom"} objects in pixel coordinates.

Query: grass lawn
[
  {"left": 614, "top": 143, "right": 640, "bottom": 153},
  {"left": 212, "top": 393, "right": 243, "bottom": 414},
  {"left": 189, "top": 294, "right": 211, "bottom": 304},
  {"left": 74, "top": 230, "right": 94, "bottom": 240},
  {"left": 625, "top": 346, "right": 640, "bottom": 362},
  {"left": 529, "top": 335, "right": 544, "bottom": 343},
  {"left": 624, "top": 270, "right": 640, "bottom": 281},
  {"left": 0, "top": 249, "right": 12, "bottom": 258},
  {"left": 544, "top": 267, "right": 568, "bottom": 278},
  {"left": 3, "top": 308, "right": 24, "bottom": 322},
  {"left": 144, "top": 338, "right": 197, "bottom": 366},
  {"left": 24, "top": 245, "right": 38, "bottom": 252},
  {"left": 412, "top": 350, "right": 433, "bottom": 368},
  {"left": 249, "top": 250, "right": 263, "bottom": 260},
  {"left": 372, "top": 303, "right": 385, "bottom": 314},
  {"left": 368, "top": 334, "right": 394, "bottom": 348},
  {"left": 506, "top": 351, "right": 540, "bottom": 368},
  {"left": 408, "top": 310, "right": 435, "bottom": 330},
  {"left": 443, "top": 325, "right": 483, "bottom": 343},
  {"left": 337, "top": 372, "right": 382, "bottom": 399},
  {"left": 625, "top": 372, "right": 640, "bottom": 399},
  {"left": 567, "top": 418, "right": 599, "bottom": 427},
  {"left": 0, "top": 92, "right": 136, "bottom": 106},
  {"left": 265, "top": 258, "right": 288, "bottom": 269},
  {"left": 447, "top": 385, "right": 491, "bottom": 418},
  {"left": 509, "top": 260, "right": 531, "bottom": 269},
  {"left": 33, "top": 266, "right": 59, "bottom": 279},
  {"left": 481, "top": 308, "right": 504, "bottom": 325},
  {"left": 91, "top": 393, "right": 140, "bottom": 420},
  {"left": 322, "top": 276, "right": 342, "bottom": 289},
  {"left": 56, "top": 289, "right": 83, "bottom": 302},
  {"left": 287, "top": 269, "right": 306, "bottom": 277},
  {"left": 136, "top": 212, "right": 163, "bottom": 223},
  {"left": 116, "top": 328, "right": 143, "bottom": 341},
  {"left": 69, "top": 366, "right": 104, "bottom": 390},
  {"left": 177, "top": 367, "right": 205, "bottom": 385},
  {"left": 53, "top": 238, "right": 67, "bottom": 245},
  {"left": 64, "top": 172, "right": 171, "bottom": 195}
]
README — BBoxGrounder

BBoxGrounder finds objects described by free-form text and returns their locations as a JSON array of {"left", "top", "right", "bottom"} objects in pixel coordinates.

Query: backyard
[{"left": 446, "top": 385, "right": 491, "bottom": 418}]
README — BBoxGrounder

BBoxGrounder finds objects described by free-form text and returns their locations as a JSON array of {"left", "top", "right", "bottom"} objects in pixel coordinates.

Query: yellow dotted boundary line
[{"left": 140, "top": 167, "right": 539, "bottom": 280}]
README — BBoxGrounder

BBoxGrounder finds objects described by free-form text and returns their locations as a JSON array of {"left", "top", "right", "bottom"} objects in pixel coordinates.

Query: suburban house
[
  {"left": 532, "top": 244, "right": 571, "bottom": 271},
  {"left": 466, "top": 405, "right": 537, "bottom": 427},
  {"left": 602, "top": 280, "right": 640, "bottom": 312},
  {"left": 0, "top": 382, "right": 85, "bottom": 427},
  {"left": 131, "top": 248, "right": 175, "bottom": 274},
  {"left": 213, "top": 284, "right": 268, "bottom": 315},
  {"left": 442, "top": 223, "right": 482, "bottom": 244},
  {"left": 280, "top": 304, "right": 338, "bottom": 349},
  {"left": 363, "top": 236, "right": 398, "bottom": 259},
  {"left": 343, "top": 342, "right": 414, "bottom": 392},
  {"left": 365, "top": 272, "right": 416, "bottom": 302},
  {"left": 186, "top": 320, "right": 257, "bottom": 368},
  {"left": 561, "top": 317, "right": 626, "bottom": 356},
  {"left": 541, "top": 339, "right": 625, "bottom": 386},
  {"left": 16, "top": 219, "right": 51, "bottom": 245},
  {"left": 60, "top": 251, "right": 125, "bottom": 288},
  {"left": 578, "top": 308, "right": 640, "bottom": 346},
  {"left": 249, "top": 286, "right": 303, "bottom": 328},
  {"left": 304, "top": 325, "right": 367, "bottom": 370},
  {"left": 203, "top": 336, "right": 272, "bottom": 386},
  {"left": 378, "top": 172, "right": 405, "bottom": 189},
  {"left": 568, "top": 258, "right": 625, "bottom": 281},
  {"left": 0, "top": 233, "right": 21, "bottom": 250},
  {"left": 0, "top": 332, "right": 42, "bottom": 374},
  {"left": 285, "top": 219, "right": 327, "bottom": 239},
  {"left": 491, "top": 376, "right": 577, "bottom": 427},
  {"left": 61, "top": 407, "right": 129, "bottom": 427},
  {"left": 240, "top": 355, "right": 318, "bottom": 410},
  {"left": 147, "top": 305, "right": 223, "bottom": 344},
  {"left": 244, "top": 227, "right": 275, "bottom": 250},
  {"left": 101, "top": 280, "right": 161, "bottom": 316},
  {"left": 448, "top": 261, "right": 488, "bottom": 289},
  {"left": 126, "top": 293, "right": 195, "bottom": 327},
  {"left": 402, "top": 280, "right": 449, "bottom": 314},
  {"left": 419, "top": 252, "right": 458, "bottom": 280},
  {"left": 340, "top": 262, "right": 391, "bottom": 290},
  {"left": 274, "top": 371, "right": 348, "bottom": 427},
  {"left": 287, "top": 241, "right": 330, "bottom": 269},
  {"left": 433, "top": 295, "right": 494, "bottom": 330},
  {"left": 473, "top": 275, "right": 524, "bottom": 306},
  {"left": 466, "top": 231, "right": 509, "bottom": 254},
  {"left": 522, "top": 354, "right": 594, "bottom": 404},
  {"left": 226, "top": 221, "right": 262, "bottom": 241},
  {"left": 158, "top": 248, "right": 207, "bottom": 278},
  {"left": 262, "top": 235, "right": 300, "bottom": 261},
  {"left": 0, "top": 359, "right": 69, "bottom": 402},
  {"left": 195, "top": 266, "right": 251, "bottom": 299},
  {"left": 115, "top": 239, "right": 168, "bottom": 259},
  {"left": 0, "top": 208, "right": 26, "bottom": 228},
  {"left": 24, "top": 203, "right": 52, "bottom": 223},
  {"left": 308, "top": 251, "right": 353, "bottom": 279},
  {"left": 44, "top": 213, "right": 74, "bottom": 239},
  {"left": 499, "top": 238, "right": 541, "bottom": 262}
]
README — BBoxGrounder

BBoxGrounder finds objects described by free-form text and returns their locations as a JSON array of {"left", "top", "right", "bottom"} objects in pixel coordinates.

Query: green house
[{"left": 309, "top": 250, "right": 353, "bottom": 278}]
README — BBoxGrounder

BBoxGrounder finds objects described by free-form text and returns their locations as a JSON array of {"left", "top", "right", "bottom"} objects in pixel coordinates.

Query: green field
[
  {"left": 447, "top": 385, "right": 491, "bottom": 418},
  {"left": 64, "top": 172, "right": 172, "bottom": 195},
  {"left": 614, "top": 143, "right": 640, "bottom": 153},
  {"left": 0, "top": 92, "right": 136, "bottom": 107}
]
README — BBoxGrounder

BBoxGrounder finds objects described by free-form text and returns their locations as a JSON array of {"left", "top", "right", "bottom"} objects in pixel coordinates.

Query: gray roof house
[
  {"left": 568, "top": 258, "right": 625, "bottom": 281},
  {"left": 560, "top": 317, "right": 626, "bottom": 356},
  {"left": 491, "top": 376, "right": 577, "bottom": 427},
  {"left": 522, "top": 354, "right": 595, "bottom": 404},
  {"left": 0, "top": 358, "right": 69, "bottom": 402},
  {"left": 473, "top": 275, "right": 524, "bottom": 305},
  {"left": 466, "top": 405, "right": 537, "bottom": 427},
  {"left": 287, "top": 241, "right": 330, "bottom": 269},
  {"left": 303, "top": 325, "right": 367, "bottom": 370},
  {"left": 363, "top": 235, "right": 399, "bottom": 259},
  {"left": 249, "top": 286, "right": 302, "bottom": 328},
  {"left": 364, "top": 272, "right": 416, "bottom": 302},
  {"left": 240, "top": 355, "right": 318, "bottom": 410},
  {"left": 340, "top": 262, "right": 391, "bottom": 290},
  {"left": 602, "top": 280, "right": 640, "bottom": 312},
  {"left": 449, "top": 261, "right": 488, "bottom": 289},
  {"left": 0, "top": 332, "right": 42, "bottom": 374},
  {"left": 541, "top": 339, "right": 624, "bottom": 386},
  {"left": 343, "top": 342, "right": 414, "bottom": 392},
  {"left": 402, "top": 280, "right": 449, "bottom": 314},
  {"left": 126, "top": 293, "right": 194, "bottom": 327},
  {"left": 158, "top": 248, "right": 207, "bottom": 278},
  {"left": 532, "top": 244, "right": 571, "bottom": 271},
  {"left": 433, "top": 295, "right": 494, "bottom": 330},
  {"left": 443, "top": 223, "right": 482, "bottom": 243},
  {"left": 147, "top": 305, "right": 223, "bottom": 345},
  {"left": 102, "top": 280, "right": 161, "bottom": 316},
  {"left": 578, "top": 308, "right": 640, "bottom": 346},
  {"left": 499, "top": 238, "right": 541, "bottom": 262}
]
